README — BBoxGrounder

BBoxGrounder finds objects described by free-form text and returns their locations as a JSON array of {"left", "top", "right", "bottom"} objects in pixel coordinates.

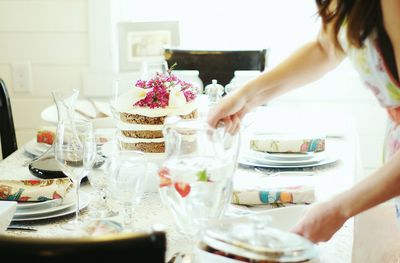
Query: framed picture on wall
[{"left": 118, "top": 21, "right": 180, "bottom": 71}]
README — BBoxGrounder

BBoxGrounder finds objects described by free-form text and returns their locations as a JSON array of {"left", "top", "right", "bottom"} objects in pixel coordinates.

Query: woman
[{"left": 208, "top": 0, "right": 400, "bottom": 243}]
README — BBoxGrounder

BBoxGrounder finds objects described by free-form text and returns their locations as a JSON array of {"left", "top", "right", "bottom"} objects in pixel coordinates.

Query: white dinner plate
[
  {"left": 248, "top": 149, "right": 315, "bottom": 161},
  {"left": 15, "top": 197, "right": 75, "bottom": 217},
  {"left": 17, "top": 198, "right": 63, "bottom": 210},
  {"left": 12, "top": 191, "right": 90, "bottom": 221},
  {"left": 239, "top": 154, "right": 338, "bottom": 169},
  {"left": 24, "top": 141, "right": 51, "bottom": 157},
  {"left": 243, "top": 152, "right": 323, "bottom": 166}
]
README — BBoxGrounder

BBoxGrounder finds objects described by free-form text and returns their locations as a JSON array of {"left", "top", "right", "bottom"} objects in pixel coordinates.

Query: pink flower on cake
[
  {"left": 116, "top": 85, "right": 152, "bottom": 112},
  {"left": 132, "top": 73, "right": 197, "bottom": 108}
]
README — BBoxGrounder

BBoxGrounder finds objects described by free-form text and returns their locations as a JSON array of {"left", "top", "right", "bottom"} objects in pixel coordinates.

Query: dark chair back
[
  {"left": 0, "top": 231, "right": 166, "bottom": 262},
  {"left": 164, "top": 48, "right": 269, "bottom": 87},
  {"left": 0, "top": 79, "right": 17, "bottom": 158}
]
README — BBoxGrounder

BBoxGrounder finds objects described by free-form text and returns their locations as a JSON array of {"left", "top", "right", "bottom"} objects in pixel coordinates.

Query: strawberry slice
[
  {"left": 158, "top": 167, "right": 172, "bottom": 187},
  {"left": 174, "top": 182, "right": 191, "bottom": 198}
]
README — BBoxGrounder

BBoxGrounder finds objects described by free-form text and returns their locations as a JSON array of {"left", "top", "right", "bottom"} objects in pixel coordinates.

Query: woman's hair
[{"left": 315, "top": 0, "right": 381, "bottom": 49}]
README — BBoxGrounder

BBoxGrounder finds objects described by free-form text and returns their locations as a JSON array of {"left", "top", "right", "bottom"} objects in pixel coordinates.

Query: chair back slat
[
  {"left": 0, "top": 79, "right": 17, "bottom": 158},
  {"left": 0, "top": 231, "right": 166, "bottom": 262},
  {"left": 164, "top": 48, "right": 269, "bottom": 86}
]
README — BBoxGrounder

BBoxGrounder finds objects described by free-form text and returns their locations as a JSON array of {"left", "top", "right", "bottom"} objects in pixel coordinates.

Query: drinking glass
[
  {"left": 87, "top": 130, "right": 118, "bottom": 218},
  {"left": 140, "top": 60, "right": 168, "bottom": 79},
  {"left": 54, "top": 119, "right": 96, "bottom": 230},
  {"left": 107, "top": 150, "right": 147, "bottom": 230}
]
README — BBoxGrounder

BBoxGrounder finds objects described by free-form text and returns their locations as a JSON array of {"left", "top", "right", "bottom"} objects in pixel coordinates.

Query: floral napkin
[
  {"left": 232, "top": 185, "right": 315, "bottom": 206},
  {"left": 250, "top": 133, "right": 325, "bottom": 153},
  {"left": 0, "top": 179, "right": 71, "bottom": 202},
  {"left": 232, "top": 171, "right": 316, "bottom": 206}
]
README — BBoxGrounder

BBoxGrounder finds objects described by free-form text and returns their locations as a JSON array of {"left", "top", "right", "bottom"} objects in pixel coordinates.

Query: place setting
[
  {"left": 12, "top": 190, "right": 91, "bottom": 222},
  {"left": 238, "top": 132, "right": 339, "bottom": 169}
]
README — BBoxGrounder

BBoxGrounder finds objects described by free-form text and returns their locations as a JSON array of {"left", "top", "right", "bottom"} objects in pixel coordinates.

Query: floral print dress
[{"left": 340, "top": 28, "right": 400, "bottom": 218}]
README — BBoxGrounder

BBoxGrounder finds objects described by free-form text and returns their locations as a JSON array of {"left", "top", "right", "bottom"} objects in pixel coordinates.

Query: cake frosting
[{"left": 116, "top": 72, "right": 198, "bottom": 153}]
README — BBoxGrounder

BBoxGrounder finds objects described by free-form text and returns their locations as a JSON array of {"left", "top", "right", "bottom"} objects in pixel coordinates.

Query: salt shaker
[
  {"left": 205, "top": 79, "right": 224, "bottom": 105},
  {"left": 224, "top": 80, "right": 238, "bottom": 94}
]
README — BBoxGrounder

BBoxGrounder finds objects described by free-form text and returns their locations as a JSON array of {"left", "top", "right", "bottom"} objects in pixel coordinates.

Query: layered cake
[{"left": 115, "top": 73, "right": 198, "bottom": 153}]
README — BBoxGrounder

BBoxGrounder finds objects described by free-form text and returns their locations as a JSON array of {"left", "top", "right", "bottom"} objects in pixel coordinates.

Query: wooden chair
[
  {"left": 0, "top": 79, "right": 17, "bottom": 159},
  {"left": 0, "top": 231, "right": 166, "bottom": 262},
  {"left": 164, "top": 48, "right": 269, "bottom": 87}
]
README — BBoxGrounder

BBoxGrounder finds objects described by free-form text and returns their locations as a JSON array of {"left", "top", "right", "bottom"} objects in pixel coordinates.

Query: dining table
[{"left": 0, "top": 104, "right": 359, "bottom": 263}]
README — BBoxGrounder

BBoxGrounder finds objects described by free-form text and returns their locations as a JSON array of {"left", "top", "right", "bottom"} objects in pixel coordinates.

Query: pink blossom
[{"left": 133, "top": 73, "right": 195, "bottom": 108}]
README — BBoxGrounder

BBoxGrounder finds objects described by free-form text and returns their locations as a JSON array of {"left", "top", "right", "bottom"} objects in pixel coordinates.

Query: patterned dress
[{"left": 339, "top": 27, "right": 400, "bottom": 218}]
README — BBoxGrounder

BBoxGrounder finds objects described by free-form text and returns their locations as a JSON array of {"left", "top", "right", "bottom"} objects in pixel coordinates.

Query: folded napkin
[
  {"left": 232, "top": 185, "right": 315, "bottom": 206},
  {"left": 250, "top": 133, "right": 325, "bottom": 153},
  {"left": 232, "top": 171, "right": 316, "bottom": 206},
  {"left": 0, "top": 201, "right": 17, "bottom": 233},
  {"left": 0, "top": 179, "right": 71, "bottom": 202}
]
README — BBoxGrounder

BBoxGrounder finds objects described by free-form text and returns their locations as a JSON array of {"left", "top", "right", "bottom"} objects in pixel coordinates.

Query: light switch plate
[{"left": 11, "top": 62, "right": 32, "bottom": 93}]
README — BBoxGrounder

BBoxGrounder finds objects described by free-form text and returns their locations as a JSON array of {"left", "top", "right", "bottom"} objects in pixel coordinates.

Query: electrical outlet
[{"left": 12, "top": 62, "right": 32, "bottom": 93}]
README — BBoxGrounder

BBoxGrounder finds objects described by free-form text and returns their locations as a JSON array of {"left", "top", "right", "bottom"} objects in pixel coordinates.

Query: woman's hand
[
  {"left": 291, "top": 201, "right": 349, "bottom": 243},
  {"left": 207, "top": 89, "right": 250, "bottom": 135}
]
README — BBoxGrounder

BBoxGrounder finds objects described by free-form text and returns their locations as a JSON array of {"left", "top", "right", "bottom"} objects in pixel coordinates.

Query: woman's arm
[
  {"left": 239, "top": 29, "right": 345, "bottom": 108},
  {"left": 381, "top": 0, "right": 400, "bottom": 78},
  {"left": 208, "top": 26, "right": 345, "bottom": 132},
  {"left": 292, "top": 150, "right": 400, "bottom": 242}
]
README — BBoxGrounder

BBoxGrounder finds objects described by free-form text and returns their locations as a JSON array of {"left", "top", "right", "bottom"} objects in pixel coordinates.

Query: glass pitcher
[
  {"left": 28, "top": 89, "right": 79, "bottom": 179},
  {"left": 158, "top": 117, "right": 240, "bottom": 235}
]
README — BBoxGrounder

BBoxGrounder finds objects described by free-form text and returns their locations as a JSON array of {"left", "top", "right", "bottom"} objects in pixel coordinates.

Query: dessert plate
[
  {"left": 12, "top": 191, "right": 90, "bottom": 222},
  {"left": 101, "top": 141, "right": 166, "bottom": 162}
]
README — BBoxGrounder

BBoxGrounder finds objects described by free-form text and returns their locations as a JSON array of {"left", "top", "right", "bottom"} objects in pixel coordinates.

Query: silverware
[
  {"left": 254, "top": 168, "right": 315, "bottom": 177},
  {"left": 7, "top": 226, "right": 37, "bottom": 232},
  {"left": 168, "top": 252, "right": 193, "bottom": 263}
]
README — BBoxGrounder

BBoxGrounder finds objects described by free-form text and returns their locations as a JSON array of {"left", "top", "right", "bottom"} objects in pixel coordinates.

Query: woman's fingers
[
  {"left": 228, "top": 114, "right": 241, "bottom": 135},
  {"left": 207, "top": 92, "right": 247, "bottom": 128},
  {"left": 222, "top": 116, "right": 233, "bottom": 132}
]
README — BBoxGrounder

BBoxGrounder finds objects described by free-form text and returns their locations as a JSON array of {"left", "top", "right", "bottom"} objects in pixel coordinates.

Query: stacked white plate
[
  {"left": 239, "top": 149, "right": 338, "bottom": 168},
  {"left": 12, "top": 191, "right": 90, "bottom": 222}
]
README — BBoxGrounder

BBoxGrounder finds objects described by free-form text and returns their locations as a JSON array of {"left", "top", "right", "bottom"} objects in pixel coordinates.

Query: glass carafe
[
  {"left": 158, "top": 117, "right": 240, "bottom": 236},
  {"left": 28, "top": 90, "right": 79, "bottom": 179}
]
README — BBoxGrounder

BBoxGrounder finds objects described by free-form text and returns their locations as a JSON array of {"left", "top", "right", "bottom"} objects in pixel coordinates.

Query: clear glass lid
[{"left": 201, "top": 220, "right": 318, "bottom": 262}]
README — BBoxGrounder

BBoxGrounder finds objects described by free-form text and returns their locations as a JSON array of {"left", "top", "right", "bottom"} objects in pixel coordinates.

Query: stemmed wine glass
[
  {"left": 107, "top": 150, "right": 147, "bottom": 230},
  {"left": 54, "top": 119, "right": 96, "bottom": 230}
]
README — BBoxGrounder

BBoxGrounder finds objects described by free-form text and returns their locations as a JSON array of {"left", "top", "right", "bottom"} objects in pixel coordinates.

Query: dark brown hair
[{"left": 316, "top": 0, "right": 381, "bottom": 50}]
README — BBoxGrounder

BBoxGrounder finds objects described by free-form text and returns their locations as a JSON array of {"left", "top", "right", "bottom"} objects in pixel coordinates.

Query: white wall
[{"left": 0, "top": 0, "right": 89, "bottom": 146}]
